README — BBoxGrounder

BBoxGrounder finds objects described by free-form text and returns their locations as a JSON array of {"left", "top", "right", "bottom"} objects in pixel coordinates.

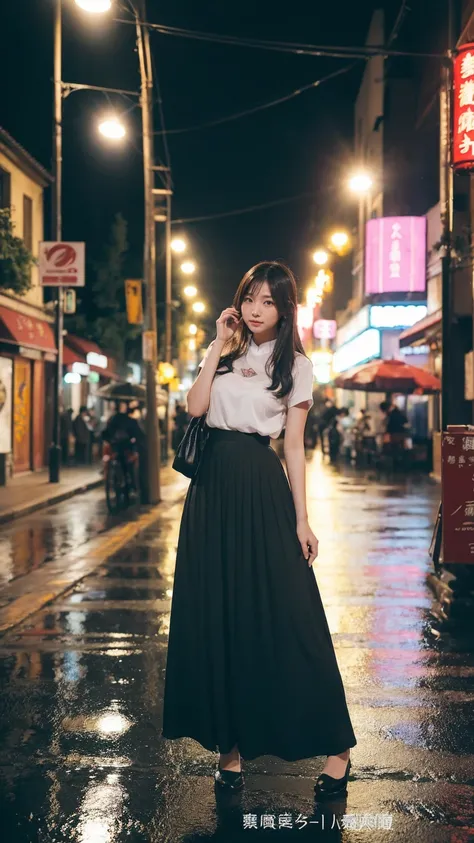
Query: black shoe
[
  {"left": 314, "top": 758, "right": 351, "bottom": 800},
  {"left": 214, "top": 765, "right": 245, "bottom": 791}
]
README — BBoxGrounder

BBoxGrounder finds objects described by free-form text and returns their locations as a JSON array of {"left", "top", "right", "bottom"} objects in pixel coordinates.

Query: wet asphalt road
[{"left": 0, "top": 453, "right": 473, "bottom": 842}]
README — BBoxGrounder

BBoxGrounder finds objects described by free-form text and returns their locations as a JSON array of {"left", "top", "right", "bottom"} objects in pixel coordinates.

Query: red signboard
[
  {"left": 453, "top": 44, "right": 474, "bottom": 171},
  {"left": 39, "top": 241, "right": 85, "bottom": 287},
  {"left": 442, "top": 430, "right": 474, "bottom": 563}
]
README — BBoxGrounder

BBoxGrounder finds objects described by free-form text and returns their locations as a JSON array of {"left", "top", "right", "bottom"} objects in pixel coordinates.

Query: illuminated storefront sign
[
  {"left": 369, "top": 304, "right": 428, "bottom": 329},
  {"left": 333, "top": 329, "right": 381, "bottom": 374},
  {"left": 310, "top": 350, "right": 333, "bottom": 384},
  {"left": 365, "top": 216, "right": 427, "bottom": 294},
  {"left": 313, "top": 319, "right": 337, "bottom": 340},
  {"left": 72, "top": 362, "right": 90, "bottom": 376},
  {"left": 453, "top": 44, "right": 474, "bottom": 171},
  {"left": 86, "top": 351, "right": 108, "bottom": 369},
  {"left": 400, "top": 345, "right": 430, "bottom": 356},
  {"left": 336, "top": 307, "right": 370, "bottom": 348}
]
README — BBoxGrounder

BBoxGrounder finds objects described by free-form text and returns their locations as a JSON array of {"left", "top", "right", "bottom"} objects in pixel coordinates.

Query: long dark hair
[{"left": 216, "top": 261, "right": 307, "bottom": 400}]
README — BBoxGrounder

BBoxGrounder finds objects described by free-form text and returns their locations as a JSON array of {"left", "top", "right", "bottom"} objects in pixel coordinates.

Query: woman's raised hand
[{"left": 216, "top": 307, "right": 241, "bottom": 342}]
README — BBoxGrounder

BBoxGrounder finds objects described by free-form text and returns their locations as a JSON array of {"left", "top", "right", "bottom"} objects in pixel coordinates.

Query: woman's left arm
[{"left": 284, "top": 403, "right": 319, "bottom": 566}]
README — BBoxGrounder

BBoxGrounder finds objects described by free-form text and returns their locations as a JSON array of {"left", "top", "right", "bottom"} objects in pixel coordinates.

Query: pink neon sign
[{"left": 365, "top": 216, "right": 427, "bottom": 295}]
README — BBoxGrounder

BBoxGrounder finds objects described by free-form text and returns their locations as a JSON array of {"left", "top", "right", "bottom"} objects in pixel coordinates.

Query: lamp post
[
  {"left": 52, "top": 0, "right": 161, "bottom": 501},
  {"left": 49, "top": 0, "right": 64, "bottom": 483},
  {"left": 134, "top": 0, "right": 161, "bottom": 503}
]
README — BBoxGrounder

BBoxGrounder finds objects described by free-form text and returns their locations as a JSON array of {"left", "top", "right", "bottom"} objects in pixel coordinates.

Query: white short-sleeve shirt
[{"left": 197, "top": 337, "right": 314, "bottom": 439}]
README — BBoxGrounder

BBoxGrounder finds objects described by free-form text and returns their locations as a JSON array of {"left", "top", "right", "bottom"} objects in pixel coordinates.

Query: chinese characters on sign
[
  {"left": 442, "top": 431, "right": 474, "bottom": 563},
  {"left": 365, "top": 217, "right": 427, "bottom": 295},
  {"left": 453, "top": 45, "right": 474, "bottom": 171}
]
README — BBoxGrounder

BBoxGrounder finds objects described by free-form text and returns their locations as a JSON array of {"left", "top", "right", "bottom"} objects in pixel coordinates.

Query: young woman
[{"left": 161, "top": 261, "right": 356, "bottom": 799}]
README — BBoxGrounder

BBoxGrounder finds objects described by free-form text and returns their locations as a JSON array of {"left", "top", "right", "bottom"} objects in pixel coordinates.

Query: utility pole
[
  {"left": 50, "top": 0, "right": 63, "bottom": 483},
  {"left": 440, "top": 3, "right": 455, "bottom": 432},
  {"left": 136, "top": 0, "right": 161, "bottom": 504},
  {"left": 165, "top": 185, "right": 172, "bottom": 365}
]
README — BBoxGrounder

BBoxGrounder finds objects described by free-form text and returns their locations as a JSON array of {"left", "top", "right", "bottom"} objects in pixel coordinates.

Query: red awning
[
  {"left": 0, "top": 306, "right": 56, "bottom": 353},
  {"left": 399, "top": 309, "right": 441, "bottom": 348},
  {"left": 63, "top": 344, "right": 83, "bottom": 366},
  {"left": 65, "top": 334, "right": 119, "bottom": 379}
]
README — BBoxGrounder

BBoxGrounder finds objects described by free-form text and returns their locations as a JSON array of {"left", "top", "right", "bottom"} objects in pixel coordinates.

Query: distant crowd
[{"left": 304, "top": 396, "right": 411, "bottom": 466}]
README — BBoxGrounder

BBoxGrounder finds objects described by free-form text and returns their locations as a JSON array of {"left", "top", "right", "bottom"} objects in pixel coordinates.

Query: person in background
[
  {"left": 73, "top": 406, "right": 91, "bottom": 464},
  {"left": 318, "top": 398, "right": 339, "bottom": 456},
  {"left": 87, "top": 408, "right": 100, "bottom": 463},
  {"left": 60, "top": 408, "right": 73, "bottom": 466},
  {"left": 304, "top": 391, "right": 320, "bottom": 450},
  {"left": 327, "top": 409, "right": 345, "bottom": 464},
  {"left": 339, "top": 408, "right": 354, "bottom": 463},
  {"left": 380, "top": 400, "right": 409, "bottom": 465}
]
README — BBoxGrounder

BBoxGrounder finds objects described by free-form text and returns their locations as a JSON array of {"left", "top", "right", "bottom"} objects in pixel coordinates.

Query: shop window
[
  {"left": 0, "top": 167, "right": 11, "bottom": 209},
  {"left": 23, "top": 195, "right": 33, "bottom": 251}
]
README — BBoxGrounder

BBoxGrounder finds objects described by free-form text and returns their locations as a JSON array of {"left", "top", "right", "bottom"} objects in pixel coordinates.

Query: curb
[
  {"left": 0, "top": 477, "right": 104, "bottom": 526},
  {"left": 0, "top": 483, "right": 188, "bottom": 635}
]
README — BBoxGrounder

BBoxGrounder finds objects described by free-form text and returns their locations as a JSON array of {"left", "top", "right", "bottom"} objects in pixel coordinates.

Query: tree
[
  {"left": 67, "top": 213, "right": 140, "bottom": 364},
  {"left": 0, "top": 208, "right": 36, "bottom": 295}
]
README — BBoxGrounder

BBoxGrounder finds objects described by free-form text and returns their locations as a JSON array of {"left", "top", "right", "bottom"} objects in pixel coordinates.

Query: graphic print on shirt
[{"left": 239, "top": 367, "right": 257, "bottom": 378}]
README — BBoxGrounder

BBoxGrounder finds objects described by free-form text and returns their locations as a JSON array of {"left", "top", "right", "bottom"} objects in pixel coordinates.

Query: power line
[
  {"left": 172, "top": 192, "right": 316, "bottom": 225},
  {"left": 155, "top": 62, "right": 360, "bottom": 136},
  {"left": 114, "top": 17, "right": 446, "bottom": 60}
]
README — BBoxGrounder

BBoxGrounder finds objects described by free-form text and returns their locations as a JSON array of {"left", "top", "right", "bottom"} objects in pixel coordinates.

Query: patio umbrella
[
  {"left": 97, "top": 381, "right": 169, "bottom": 407},
  {"left": 96, "top": 382, "right": 146, "bottom": 402},
  {"left": 334, "top": 358, "right": 441, "bottom": 394}
]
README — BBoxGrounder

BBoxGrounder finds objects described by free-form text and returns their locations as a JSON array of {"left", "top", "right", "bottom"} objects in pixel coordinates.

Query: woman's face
[{"left": 240, "top": 281, "right": 280, "bottom": 336}]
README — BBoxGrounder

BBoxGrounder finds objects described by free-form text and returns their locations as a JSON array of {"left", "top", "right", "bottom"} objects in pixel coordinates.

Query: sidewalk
[
  {"left": 0, "top": 464, "right": 104, "bottom": 525},
  {"left": 0, "top": 460, "right": 185, "bottom": 524}
]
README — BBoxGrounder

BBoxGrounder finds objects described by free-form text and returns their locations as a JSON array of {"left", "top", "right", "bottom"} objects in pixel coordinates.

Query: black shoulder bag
[{"left": 172, "top": 414, "right": 210, "bottom": 478}]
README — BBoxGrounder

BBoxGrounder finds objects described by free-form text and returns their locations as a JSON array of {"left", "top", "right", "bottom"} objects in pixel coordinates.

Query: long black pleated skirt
[{"left": 161, "top": 427, "right": 357, "bottom": 762}]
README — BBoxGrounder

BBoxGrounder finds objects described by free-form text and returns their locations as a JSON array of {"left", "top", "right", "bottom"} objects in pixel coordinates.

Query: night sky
[{"left": 1, "top": 0, "right": 403, "bottom": 327}]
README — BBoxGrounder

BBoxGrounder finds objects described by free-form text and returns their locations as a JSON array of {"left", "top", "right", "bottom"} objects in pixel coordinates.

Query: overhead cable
[{"left": 155, "top": 62, "right": 360, "bottom": 136}]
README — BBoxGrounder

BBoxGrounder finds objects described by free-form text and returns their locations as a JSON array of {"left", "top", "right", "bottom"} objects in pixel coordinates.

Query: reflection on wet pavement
[
  {"left": 0, "top": 454, "right": 474, "bottom": 841},
  {"left": 0, "top": 489, "right": 132, "bottom": 588}
]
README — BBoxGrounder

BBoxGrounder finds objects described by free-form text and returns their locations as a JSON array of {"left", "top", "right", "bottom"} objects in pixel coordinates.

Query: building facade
[{"left": 0, "top": 127, "right": 55, "bottom": 476}]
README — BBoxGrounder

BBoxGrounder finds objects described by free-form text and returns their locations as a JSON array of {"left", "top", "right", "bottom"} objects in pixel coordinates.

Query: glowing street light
[
  {"left": 183, "top": 285, "right": 197, "bottom": 298},
  {"left": 188, "top": 323, "right": 198, "bottom": 335},
  {"left": 180, "top": 260, "right": 196, "bottom": 275},
  {"left": 306, "top": 287, "right": 320, "bottom": 309},
  {"left": 313, "top": 249, "right": 329, "bottom": 267},
  {"left": 349, "top": 172, "right": 373, "bottom": 194},
  {"left": 98, "top": 115, "right": 126, "bottom": 140},
  {"left": 75, "top": 0, "right": 112, "bottom": 12},
  {"left": 192, "top": 301, "right": 205, "bottom": 314},
  {"left": 330, "top": 230, "right": 350, "bottom": 251},
  {"left": 171, "top": 238, "right": 186, "bottom": 254}
]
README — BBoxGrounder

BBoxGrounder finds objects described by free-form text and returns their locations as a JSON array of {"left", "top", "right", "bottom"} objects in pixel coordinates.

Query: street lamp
[
  {"left": 98, "top": 115, "right": 126, "bottom": 140},
  {"left": 181, "top": 260, "right": 196, "bottom": 275},
  {"left": 313, "top": 249, "right": 329, "bottom": 267},
  {"left": 188, "top": 323, "right": 198, "bottom": 335},
  {"left": 54, "top": 0, "right": 162, "bottom": 503},
  {"left": 74, "top": 0, "right": 111, "bottom": 11},
  {"left": 183, "top": 285, "right": 197, "bottom": 298},
  {"left": 349, "top": 172, "right": 373, "bottom": 194},
  {"left": 171, "top": 237, "right": 186, "bottom": 254},
  {"left": 192, "top": 301, "right": 205, "bottom": 314},
  {"left": 329, "top": 230, "right": 350, "bottom": 253}
]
